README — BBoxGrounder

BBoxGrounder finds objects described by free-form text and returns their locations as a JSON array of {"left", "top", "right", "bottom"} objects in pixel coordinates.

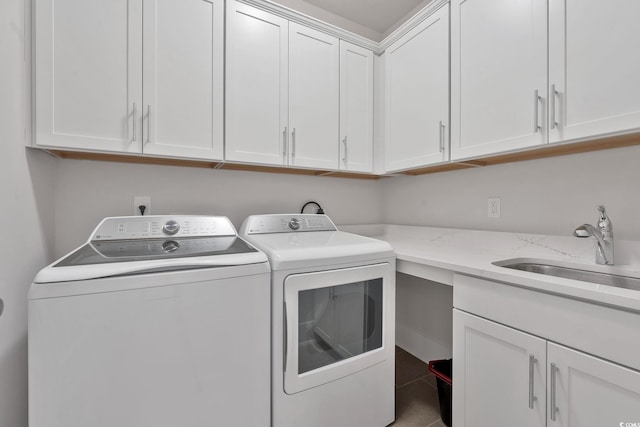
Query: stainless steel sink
[{"left": 493, "top": 259, "right": 640, "bottom": 291}]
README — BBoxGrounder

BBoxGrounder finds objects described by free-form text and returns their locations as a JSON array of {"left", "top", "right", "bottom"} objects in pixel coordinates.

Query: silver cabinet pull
[
  {"left": 132, "top": 103, "right": 137, "bottom": 142},
  {"left": 550, "top": 362, "right": 558, "bottom": 421},
  {"left": 146, "top": 105, "right": 151, "bottom": 144},
  {"left": 342, "top": 136, "right": 348, "bottom": 163},
  {"left": 283, "top": 126, "right": 288, "bottom": 159},
  {"left": 551, "top": 84, "right": 559, "bottom": 129},
  {"left": 291, "top": 128, "right": 296, "bottom": 158},
  {"left": 534, "top": 90, "right": 541, "bottom": 132},
  {"left": 528, "top": 354, "right": 537, "bottom": 409},
  {"left": 439, "top": 121, "right": 445, "bottom": 152}
]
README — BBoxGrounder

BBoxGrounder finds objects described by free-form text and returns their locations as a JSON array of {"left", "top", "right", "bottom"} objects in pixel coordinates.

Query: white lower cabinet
[
  {"left": 548, "top": 343, "right": 640, "bottom": 426},
  {"left": 453, "top": 310, "right": 546, "bottom": 427},
  {"left": 454, "top": 309, "right": 640, "bottom": 427}
]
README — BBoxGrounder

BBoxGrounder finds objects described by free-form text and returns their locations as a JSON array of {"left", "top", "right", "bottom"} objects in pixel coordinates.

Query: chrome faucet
[{"left": 574, "top": 205, "right": 614, "bottom": 265}]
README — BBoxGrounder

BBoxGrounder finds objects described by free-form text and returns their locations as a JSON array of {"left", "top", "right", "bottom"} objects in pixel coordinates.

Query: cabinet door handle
[
  {"left": 131, "top": 103, "right": 137, "bottom": 142},
  {"left": 291, "top": 128, "right": 296, "bottom": 158},
  {"left": 528, "top": 354, "right": 537, "bottom": 409},
  {"left": 550, "top": 362, "right": 558, "bottom": 421},
  {"left": 283, "top": 126, "right": 288, "bottom": 159},
  {"left": 534, "top": 90, "right": 542, "bottom": 133},
  {"left": 145, "top": 105, "right": 151, "bottom": 144},
  {"left": 342, "top": 136, "right": 348, "bottom": 163},
  {"left": 439, "top": 121, "right": 445, "bottom": 153},
  {"left": 550, "top": 84, "right": 559, "bottom": 129}
]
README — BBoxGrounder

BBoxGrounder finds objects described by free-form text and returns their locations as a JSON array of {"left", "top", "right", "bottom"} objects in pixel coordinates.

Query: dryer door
[{"left": 283, "top": 263, "right": 392, "bottom": 394}]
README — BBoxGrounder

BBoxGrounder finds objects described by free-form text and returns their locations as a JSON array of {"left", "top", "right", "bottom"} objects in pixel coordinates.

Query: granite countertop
[{"left": 339, "top": 224, "right": 640, "bottom": 313}]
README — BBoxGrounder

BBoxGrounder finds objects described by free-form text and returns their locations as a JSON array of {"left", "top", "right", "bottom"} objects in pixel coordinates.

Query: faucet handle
[{"left": 596, "top": 205, "right": 613, "bottom": 232}]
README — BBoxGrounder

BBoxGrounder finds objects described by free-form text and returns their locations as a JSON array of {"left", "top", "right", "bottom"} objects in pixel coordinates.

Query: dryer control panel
[
  {"left": 241, "top": 214, "right": 337, "bottom": 234},
  {"left": 90, "top": 216, "right": 237, "bottom": 241}
]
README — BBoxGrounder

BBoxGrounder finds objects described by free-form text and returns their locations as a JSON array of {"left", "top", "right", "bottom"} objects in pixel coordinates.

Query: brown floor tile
[
  {"left": 395, "top": 347, "right": 430, "bottom": 388},
  {"left": 392, "top": 379, "right": 442, "bottom": 427},
  {"left": 426, "top": 419, "right": 447, "bottom": 427},
  {"left": 422, "top": 372, "right": 437, "bottom": 389}
]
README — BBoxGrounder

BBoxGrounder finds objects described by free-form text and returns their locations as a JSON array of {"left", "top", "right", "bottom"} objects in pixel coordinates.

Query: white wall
[
  {"left": 381, "top": 145, "right": 640, "bottom": 240},
  {"left": 0, "top": 0, "right": 56, "bottom": 425},
  {"left": 396, "top": 273, "right": 452, "bottom": 362},
  {"left": 53, "top": 160, "right": 383, "bottom": 257}
]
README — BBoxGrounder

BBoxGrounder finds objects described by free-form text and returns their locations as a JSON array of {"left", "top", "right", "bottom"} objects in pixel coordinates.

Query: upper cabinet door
[
  {"left": 450, "top": 0, "right": 547, "bottom": 161},
  {"left": 548, "top": 343, "right": 640, "bottom": 426},
  {"left": 385, "top": 5, "right": 450, "bottom": 172},
  {"left": 548, "top": 0, "right": 640, "bottom": 143},
  {"left": 34, "top": 0, "right": 143, "bottom": 153},
  {"left": 339, "top": 42, "right": 374, "bottom": 173},
  {"left": 288, "top": 23, "right": 340, "bottom": 170},
  {"left": 225, "top": 2, "right": 289, "bottom": 166},
  {"left": 142, "top": 0, "right": 223, "bottom": 160}
]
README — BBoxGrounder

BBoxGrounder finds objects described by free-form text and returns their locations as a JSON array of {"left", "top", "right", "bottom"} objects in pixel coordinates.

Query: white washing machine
[
  {"left": 29, "top": 215, "right": 271, "bottom": 427},
  {"left": 240, "top": 214, "right": 396, "bottom": 427}
]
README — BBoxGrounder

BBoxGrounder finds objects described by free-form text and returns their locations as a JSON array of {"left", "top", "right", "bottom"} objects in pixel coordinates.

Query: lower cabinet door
[
  {"left": 548, "top": 342, "right": 640, "bottom": 426},
  {"left": 453, "top": 310, "right": 546, "bottom": 427}
]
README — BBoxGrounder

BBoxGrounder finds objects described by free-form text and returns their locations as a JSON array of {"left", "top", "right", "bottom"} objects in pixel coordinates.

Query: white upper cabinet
[
  {"left": 34, "top": 0, "right": 223, "bottom": 160},
  {"left": 225, "top": 2, "right": 289, "bottom": 166},
  {"left": 385, "top": 5, "right": 450, "bottom": 172},
  {"left": 339, "top": 41, "right": 374, "bottom": 173},
  {"left": 450, "top": 0, "right": 547, "bottom": 160},
  {"left": 288, "top": 23, "right": 340, "bottom": 169},
  {"left": 548, "top": 0, "right": 640, "bottom": 143},
  {"left": 142, "top": 0, "right": 223, "bottom": 160},
  {"left": 226, "top": 5, "right": 341, "bottom": 170},
  {"left": 34, "top": 0, "right": 143, "bottom": 153}
]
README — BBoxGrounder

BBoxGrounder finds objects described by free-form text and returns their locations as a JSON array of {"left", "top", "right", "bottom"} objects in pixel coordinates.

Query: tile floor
[{"left": 392, "top": 347, "right": 447, "bottom": 427}]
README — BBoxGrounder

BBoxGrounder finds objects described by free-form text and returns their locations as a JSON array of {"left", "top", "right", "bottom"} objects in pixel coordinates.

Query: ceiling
[
  {"left": 288, "top": 0, "right": 429, "bottom": 37},
  {"left": 302, "top": 0, "right": 426, "bottom": 33}
]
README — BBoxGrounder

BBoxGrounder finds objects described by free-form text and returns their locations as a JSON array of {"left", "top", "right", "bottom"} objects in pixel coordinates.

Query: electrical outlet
[
  {"left": 134, "top": 196, "right": 151, "bottom": 216},
  {"left": 488, "top": 197, "right": 501, "bottom": 218}
]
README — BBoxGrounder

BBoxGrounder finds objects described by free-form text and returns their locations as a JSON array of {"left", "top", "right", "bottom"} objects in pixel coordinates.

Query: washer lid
[
  {"left": 54, "top": 236, "right": 255, "bottom": 267},
  {"left": 34, "top": 215, "right": 268, "bottom": 283}
]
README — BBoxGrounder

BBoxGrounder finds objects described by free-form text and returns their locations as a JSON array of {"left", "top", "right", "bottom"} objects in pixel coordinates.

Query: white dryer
[
  {"left": 29, "top": 215, "right": 270, "bottom": 427},
  {"left": 240, "top": 214, "right": 396, "bottom": 427}
]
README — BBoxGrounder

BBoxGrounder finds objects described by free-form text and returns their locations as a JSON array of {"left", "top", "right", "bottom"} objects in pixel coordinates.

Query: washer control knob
[
  {"left": 162, "top": 220, "right": 181, "bottom": 235},
  {"left": 162, "top": 240, "right": 180, "bottom": 253},
  {"left": 288, "top": 218, "right": 300, "bottom": 230}
]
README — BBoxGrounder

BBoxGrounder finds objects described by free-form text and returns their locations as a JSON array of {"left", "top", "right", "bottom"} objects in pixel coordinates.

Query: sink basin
[{"left": 493, "top": 259, "right": 640, "bottom": 291}]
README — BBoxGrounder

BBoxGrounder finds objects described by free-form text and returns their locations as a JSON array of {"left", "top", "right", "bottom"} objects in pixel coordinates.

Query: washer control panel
[
  {"left": 242, "top": 214, "right": 337, "bottom": 234},
  {"left": 90, "top": 215, "right": 237, "bottom": 241}
]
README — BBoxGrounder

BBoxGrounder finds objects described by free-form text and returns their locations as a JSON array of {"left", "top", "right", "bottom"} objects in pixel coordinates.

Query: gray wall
[
  {"left": 381, "top": 145, "right": 640, "bottom": 240},
  {"left": 0, "top": 0, "right": 55, "bottom": 425},
  {"left": 53, "top": 160, "right": 384, "bottom": 257}
]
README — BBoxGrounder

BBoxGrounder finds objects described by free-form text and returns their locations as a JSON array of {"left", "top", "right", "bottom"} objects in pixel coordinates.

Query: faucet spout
[{"left": 574, "top": 206, "right": 614, "bottom": 265}]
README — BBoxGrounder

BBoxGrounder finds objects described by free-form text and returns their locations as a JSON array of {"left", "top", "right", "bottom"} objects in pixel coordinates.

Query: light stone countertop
[{"left": 339, "top": 224, "right": 640, "bottom": 313}]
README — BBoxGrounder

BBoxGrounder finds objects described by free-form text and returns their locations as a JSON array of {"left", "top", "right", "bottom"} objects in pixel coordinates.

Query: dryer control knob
[
  {"left": 163, "top": 220, "right": 181, "bottom": 235},
  {"left": 288, "top": 218, "right": 300, "bottom": 230}
]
